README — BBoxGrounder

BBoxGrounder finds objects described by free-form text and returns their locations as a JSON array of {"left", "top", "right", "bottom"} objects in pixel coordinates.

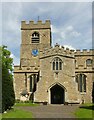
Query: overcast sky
[{"left": 1, "top": 2, "right": 93, "bottom": 65}]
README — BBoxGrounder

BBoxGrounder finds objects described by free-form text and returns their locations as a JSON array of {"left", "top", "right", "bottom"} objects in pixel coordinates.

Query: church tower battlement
[{"left": 21, "top": 20, "right": 51, "bottom": 30}]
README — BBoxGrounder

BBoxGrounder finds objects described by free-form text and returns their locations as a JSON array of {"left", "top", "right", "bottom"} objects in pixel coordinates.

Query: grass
[
  {"left": 0, "top": 114, "right": 2, "bottom": 120},
  {"left": 75, "top": 103, "right": 94, "bottom": 118},
  {"left": 2, "top": 108, "right": 33, "bottom": 118},
  {"left": 14, "top": 102, "right": 39, "bottom": 107},
  {"left": 2, "top": 102, "right": 39, "bottom": 118}
]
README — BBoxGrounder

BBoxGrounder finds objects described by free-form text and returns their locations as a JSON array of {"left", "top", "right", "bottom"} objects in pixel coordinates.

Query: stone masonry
[{"left": 14, "top": 20, "right": 94, "bottom": 104}]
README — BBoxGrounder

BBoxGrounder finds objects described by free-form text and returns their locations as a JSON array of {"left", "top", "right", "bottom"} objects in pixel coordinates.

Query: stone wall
[
  {"left": 14, "top": 20, "right": 94, "bottom": 104},
  {"left": 34, "top": 50, "right": 79, "bottom": 103}
]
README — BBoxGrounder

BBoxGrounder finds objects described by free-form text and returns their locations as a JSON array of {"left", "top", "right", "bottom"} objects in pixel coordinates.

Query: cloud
[
  {"left": 0, "top": 3, "right": 2, "bottom": 45},
  {"left": 66, "top": 26, "right": 73, "bottom": 31},
  {"left": 61, "top": 25, "right": 81, "bottom": 39},
  {"left": 51, "top": 24, "right": 81, "bottom": 43},
  {"left": 10, "top": 53, "right": 20, "bottom": 65},
  {"left": 2, "top": 0, "right": 93, "bottom": 2},
  {"left": 51, "top": 25, "right": 58, "bottom": 33},
  {"left": 2, "top": 2, "right": 22, "bottom": 49},
  {"left": 63, "top": 45, "right": 75, "bottom": 50},
  {"left": 1, "top": 2, "right": 92, "bottom": 65}
]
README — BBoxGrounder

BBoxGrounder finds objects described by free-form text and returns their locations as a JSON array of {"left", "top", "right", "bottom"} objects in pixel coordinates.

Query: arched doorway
[{"left": 50, "top": 84, "right": 64, "bottom": 104}]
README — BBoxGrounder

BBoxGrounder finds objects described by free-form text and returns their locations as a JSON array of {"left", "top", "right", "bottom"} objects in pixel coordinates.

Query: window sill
[
  {"left": 80, "top": 92, "right": 86, "bottom": 95},
  {"left": 53, "top": 70, "right": 62, "bottom": 73},
  {"left": 32, "top": 42, "right": 40, "bottom": 44},
  {"left": 53, "top": 70, "right": 63, "bottom": 74}
]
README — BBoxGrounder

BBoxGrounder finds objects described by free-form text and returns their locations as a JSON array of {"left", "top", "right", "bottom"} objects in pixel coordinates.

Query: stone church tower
[{"left": 14, "top": 20, "right": 94, "bottom": 104}]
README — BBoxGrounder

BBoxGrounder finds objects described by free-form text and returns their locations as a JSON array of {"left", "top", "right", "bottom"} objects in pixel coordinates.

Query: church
[{"left": 14, "top": 20, "right": 94, "bottom": 104}]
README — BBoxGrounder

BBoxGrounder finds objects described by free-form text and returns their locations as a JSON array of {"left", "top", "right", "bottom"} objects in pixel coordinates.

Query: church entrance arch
[{"left": 50, "top": 84, "right": 65, "bottom": 104}]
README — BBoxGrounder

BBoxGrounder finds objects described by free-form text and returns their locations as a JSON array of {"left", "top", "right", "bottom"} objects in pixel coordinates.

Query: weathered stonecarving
[{"left": 14, "top": 20, "right": 94, "bottom": 104}]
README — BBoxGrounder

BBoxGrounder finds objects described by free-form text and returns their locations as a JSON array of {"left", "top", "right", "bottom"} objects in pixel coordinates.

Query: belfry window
[
  {"left": 86, "top": 59, "right": 93, "bottom": 66},
  {"left": 76, "top": 74, "right": 86, "bottom": 92},
  {"left": 32, "top": 32, "right": 39, "bottom": 43},
  {"left": 52, "top": 57, "right": 62, "bottom": 70}
]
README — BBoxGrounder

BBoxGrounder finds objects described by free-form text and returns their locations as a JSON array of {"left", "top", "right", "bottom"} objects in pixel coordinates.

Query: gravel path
[{"left": 17, "top": 104, "right": 79, "bottom": 118}]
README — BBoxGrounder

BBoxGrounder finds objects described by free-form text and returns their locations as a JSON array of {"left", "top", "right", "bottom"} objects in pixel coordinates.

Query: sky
[{"left": 1, "top": 1, "right": 93, "bottom": 65}]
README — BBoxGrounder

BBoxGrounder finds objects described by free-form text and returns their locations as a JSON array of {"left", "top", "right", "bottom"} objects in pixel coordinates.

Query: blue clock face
[{"left": 32, "top": 49, "right": 38, "bottom": 56}]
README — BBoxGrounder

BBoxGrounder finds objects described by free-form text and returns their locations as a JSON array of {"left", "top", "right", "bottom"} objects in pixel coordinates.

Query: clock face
[{"left": 32, "top": 49, "right": 38, "bottom": 56}]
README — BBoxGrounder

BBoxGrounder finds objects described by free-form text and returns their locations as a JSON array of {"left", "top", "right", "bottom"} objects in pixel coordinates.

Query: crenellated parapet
[
  {"left": 74, "top": 49, "right": 94, "bottom": 56},
  {"left": 21, "top": 20, "right": 51, "bottom": 30},
  {"left": 40, "top": 43, "right": 75, "bottom": 58},
  {"left": 40, "top": 43, "right": 94, "bottom": 58}
]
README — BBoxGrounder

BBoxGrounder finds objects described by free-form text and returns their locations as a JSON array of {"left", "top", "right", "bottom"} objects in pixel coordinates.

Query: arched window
[
  {"left": 52, "top": 57, "right": 62, "bottom": 70},
  {"left": 86, "top": 59, "right": 93, "bottom": 66},
  {"left": 32, "top": 32, "right": 39, "bottom": 43},
  {"left": 76, "top": 74, "right": 86, "bottom": 92},
  {"left": 30, "top": 74, "right": 39, "bottom": 92}
]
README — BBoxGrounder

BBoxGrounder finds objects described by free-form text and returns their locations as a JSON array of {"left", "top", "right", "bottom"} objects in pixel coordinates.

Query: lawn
[
  {"left": 2, "top": 103, "right": 38, "bottom": 118},
  {"left": 75, "top": 103, "right": 94, "bottom": 118},
  {"left": 0, "top": 114, "right": 2, "bottom": 120},
  {"left": 2, "top": 108, "right": 33, "bottom": 118},
  {"left": 14, "top": 102, "right": 39, "bottom": 107}
]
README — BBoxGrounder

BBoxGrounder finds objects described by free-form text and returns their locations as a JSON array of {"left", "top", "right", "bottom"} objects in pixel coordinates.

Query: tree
[{"left": 1, "top": 46, "right": 15, "bottom": 112}]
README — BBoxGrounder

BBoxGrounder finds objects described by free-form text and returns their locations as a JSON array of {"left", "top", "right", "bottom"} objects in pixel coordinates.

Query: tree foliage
[
  {"left": 1, "top": 46, "right": 15, "bottom": 112},
  {"left": 2, "top": 45, "right": 13, "bottom": 72}
]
